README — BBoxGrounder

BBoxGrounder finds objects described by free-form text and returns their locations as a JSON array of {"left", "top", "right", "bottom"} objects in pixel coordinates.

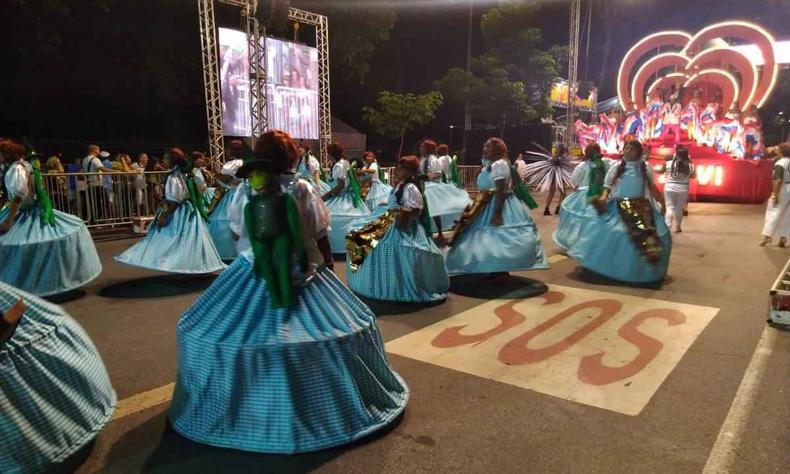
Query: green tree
[
  {"left": 434, "top": 1, "right": 562, "bottom": 137},
  {"left": 362, "top": 91, "right": 443, "bottom": 158}
]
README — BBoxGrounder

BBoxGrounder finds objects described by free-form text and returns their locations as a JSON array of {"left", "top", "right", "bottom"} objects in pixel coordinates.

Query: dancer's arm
[
  {"left": 322, "top": 179, "right": 345, "bottom": 201},
  {"left": 157, "top": 200, "right": 176, "bottom": 227}
]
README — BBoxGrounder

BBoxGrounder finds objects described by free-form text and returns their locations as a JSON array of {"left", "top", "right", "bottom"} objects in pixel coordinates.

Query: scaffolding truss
[
  {"left": 566, "top": 0, "right": 581, "bottom": 147},
  {"left": 198, "top": 1, "right": 331, "bottom": 165}
]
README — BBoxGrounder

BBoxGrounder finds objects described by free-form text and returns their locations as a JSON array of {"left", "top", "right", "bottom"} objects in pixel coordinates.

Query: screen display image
[
  {"left": 217, "top": 29, "right": 319, "bottom": 139},
  {"left": 265, "top": 37, "right": 320, "bottom": 139},
  {"left": 218, "top": 28, "right": 251, "bottom": 137}
]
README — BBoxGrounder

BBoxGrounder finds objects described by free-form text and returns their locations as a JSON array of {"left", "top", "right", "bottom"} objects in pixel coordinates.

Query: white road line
[
  {"left": 702, "top": 326, "right": 778, "bottom": 474},
  {"left": 111, "top": 382, "right": 175, "bottom": 421}
]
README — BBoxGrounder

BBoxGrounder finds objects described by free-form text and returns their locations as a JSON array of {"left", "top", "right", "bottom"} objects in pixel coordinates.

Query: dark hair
[
  {"left": 254, "top": 130, "right": 300, "bottom": 173},
  {"left": 584, "top": 143, "right": 601, "bottom": 161},
  {"left": 779, "top": 142, "right": 790, "bottom": 158},
  {"left": 420, "top": 139, "right": 437, "bottom": 155},
  {"left": 614, "top": 140, "right": 646, "bottom": 184},
  {"left": 437, "top": 144, "right": 449, "bottom": 155},
  {"left": 395, "top": 155, "right": 420, "bottom": 205},
  {"left": 670, "top": 148, "right": 691, "bottom": 178},
  {"left": 485, "top": 137, "right": 508, "bottom": 160},
  {"left": 0, "top": 140, "right": 25, "bottom": 159},
  {"left": 189, "top": 151, "right": 205, "bottom": 162},
  {"left": 327, "top": 142, "right": 344, "bottom": 161}
]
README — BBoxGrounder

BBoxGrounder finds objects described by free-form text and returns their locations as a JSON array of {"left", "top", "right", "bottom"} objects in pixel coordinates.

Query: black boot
[{"left": 543, "top": 208, "right": 552, "bottom": 216}]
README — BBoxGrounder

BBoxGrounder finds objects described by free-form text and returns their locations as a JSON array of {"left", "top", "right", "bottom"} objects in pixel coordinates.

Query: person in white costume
[{"left": 760, "top": 142, "right": 790, "bottom": 247}]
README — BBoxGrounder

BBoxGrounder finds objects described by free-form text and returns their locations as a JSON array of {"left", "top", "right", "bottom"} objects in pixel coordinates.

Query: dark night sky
[{"left": 0, "top": 0, "right": 787, "bottom": 153}]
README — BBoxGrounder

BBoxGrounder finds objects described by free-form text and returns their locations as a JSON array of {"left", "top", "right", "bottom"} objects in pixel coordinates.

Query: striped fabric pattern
[
  {"left": 115, "top": 201, "right": 226, "bottom": 274},
  {"left": 1, "top": 282, "right": 116, "bottom": 474},
  {"left": 203, "top": 187, "right": 238, "bottom": 261},
  {"left": 170, "top": 255, "right": 409, "bottom": 454},
  {"left": 0, "top": 204, "right": 102, "bottom": 296},
  {"left": 326, "top": 190, "right": 370, "bottom": 254},
  {"left": 553, "top": 188, "right": 598, "bottom": 251},
  {"left": 346, "top": 218, "right": 449, "bottom": 302},
  {"left": 364, "top": 181, "right": 393, "bottom": 210},
  {"left": 445, "top": 194, "right": 549, "bottom": 275}
]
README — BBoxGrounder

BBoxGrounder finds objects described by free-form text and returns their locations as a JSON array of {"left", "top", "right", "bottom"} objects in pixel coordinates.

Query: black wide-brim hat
[{"left": 237, "top": 158, "right": 277, "bottom": 178}]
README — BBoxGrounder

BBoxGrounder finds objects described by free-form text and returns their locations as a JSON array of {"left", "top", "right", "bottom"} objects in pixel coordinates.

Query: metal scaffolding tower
[
  {"left": 566, "top": 0, "right": 581, "bottom": 147},
  {"left": 198, "top": 0, "right": 225, "bottom": 166},
  {"left": 198, "top": 1, "right": 331, "bottom": 164}
]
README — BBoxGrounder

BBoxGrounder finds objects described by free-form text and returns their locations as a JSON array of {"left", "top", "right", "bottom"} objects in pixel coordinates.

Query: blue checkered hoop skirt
[
  {"left": 423, "top": 181, "right": 471, "bottom": 232},
  {"left": 346, "top": 214, "right": 449, "bottom": 303},
  {"left": 445, "top": 194, "right": 548, "bottom": 275},
  {"left": 0, "top": 282, "right": 116, "bottom": 474},
  {"left": 364, "top": 181, "right": 393, "bottom": 210},
  {"left": 169, "top": 252, "right": 409, "bottom": 454},
  {"left": 568, "top": 199, "right": 671, "bottom": 283},
  {"left": 115, "top": 201, "right": 226, "bottom": 274},
  {"left": 203, "top": 187, "right": 237, "bottom": 261},
  {"left": 0, "top": 204, "right": 101, "bottom": 296},
  {"left": 553, "top": 188, "right": 597, "bottom": 251},
  {"left": 326, "top": 191, "right": 370, "bottom": 254}
]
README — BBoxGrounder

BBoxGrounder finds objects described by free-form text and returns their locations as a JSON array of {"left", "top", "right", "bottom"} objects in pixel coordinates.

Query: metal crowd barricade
[{"left": 41, "top": 171, "right": 171, "bottom": 230}]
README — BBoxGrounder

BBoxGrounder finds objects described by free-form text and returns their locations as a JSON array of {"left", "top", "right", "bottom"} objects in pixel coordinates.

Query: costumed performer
[
  {"left": 418, "top": 139, "right": 471, "bottom": 245},
  {"left": 204, "top": 158, "right": 243, "bottom": 260},
  {"left": 115, "top": 148, "right": 225, "bottom": 274},
  {"left": 445, "top": 138, "right": 547, "bottom": 275},
  {"left": 297, "top": 144, "right": 330, "bottom": 193},
  {"left": 1, "top": 281, "right": 116, "bottom": 473},
  {"left": 759, "top": 142, "right": 790, "bottom": 247},
  {"left": 346, "top": 155, "right": 449, "bottom": 303},
  {"left": 322, "top": 143, "right": 370, "bottom": 254},
  {"left": 659, "top": 147, "right": 695, "bottom": 233},
  {"left": 523, "top": 144, "right": 578, "bottom": 216},
  {"left": 0, "top": 140, "right": 102, "bottom": 296},
  {"left": 569, "top": 140, "right": 671, "bottom": 284},
  {"left": 553, "top": 143, "right": 609, "bottom": 250},
  {"left": 436, "top": 144, "right": 462, "bottom": 188},
  {"left": 358, "top": 151, "right": 392, "bottom": 210},
  {"left": 169, "top": 130, "right": 408, "bottom": 454}
]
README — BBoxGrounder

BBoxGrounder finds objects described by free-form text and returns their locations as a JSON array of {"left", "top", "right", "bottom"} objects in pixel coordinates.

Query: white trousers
[
  {"left": 762, "top": 187, "right": 790, "bottom": 238},
  {"left": 664, "top": 189, "right": 688, "bottom": 230}
]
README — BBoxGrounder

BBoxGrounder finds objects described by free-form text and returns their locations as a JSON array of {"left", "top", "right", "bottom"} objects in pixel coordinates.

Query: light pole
[{"left": 462, "top": 0, "right": 473, "bottom": 163}]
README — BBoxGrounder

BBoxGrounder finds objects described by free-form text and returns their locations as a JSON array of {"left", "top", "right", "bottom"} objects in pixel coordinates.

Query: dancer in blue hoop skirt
[
  {"left": 1, "top": 281, "right": 116, "bottom": 473},
  {"left": 169, "top": 130, "right": 408, "bottom": 454},
  {"left": 322, "top": 143, "right": 370, "bottom": 254},
  {"left": 445, "top": 138, "right": 548, "bottom": 275},
  {"left": 359, "top": 151, "right": 392, "bottom": 210},
  {"left": 346, "top": 155, "right": 450, "bottom": 302},
  {"left": 553, "top": 143, "right": 613, "bottom": 251},
  {"left": 568, "top": 140, "right": 671, "bottom": 284},
  {"left": 203, "top": 159, "right": 243, "bottom": 260},
  {"left": 0, "top": 141, "right": 102, "bottom": 296},
  {"left": 418, "top": 139, "right": 471, "bottom": 244},
  {"left": 296, "top": 144, "right": 331, "bottom": 193},
  {"left": 115, "top": 148, "right": 225, "bottom": 274}
]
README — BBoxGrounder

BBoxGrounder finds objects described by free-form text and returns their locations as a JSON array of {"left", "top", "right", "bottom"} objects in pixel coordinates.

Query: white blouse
[
  {"left": 490, "top": 159, "right": 511, "bottom": 188},
  {"left": 398, "top": 182, "right": 423, "bottom": 210},
  {"left": 437, "top": 155, "right": 451, "bottom": 174},
  {"left": 419, "top": 155, "right": 442, "bottom": 177},
  {"left": 364, "top": 161, "right": 381, "bottom": 182},
  {"left": 331, "top": 159, "right": 349, "bottom": 183},
  {"left": 4, "top": 161, "right": 33, "bottom": 202},
  {"left": 570, "top": 162, "right": 588, "bottom": 188},
  {"left": 307, "top": 155, "right": 321, "bottom": 174},
  {"left": 165, "top": 171, "right": 190, "bottom": 203}
]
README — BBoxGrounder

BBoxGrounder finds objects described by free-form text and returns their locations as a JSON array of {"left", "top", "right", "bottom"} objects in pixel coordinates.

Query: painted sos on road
[{"left": 386, "top": 285, "right": 718, "bottom": 416}]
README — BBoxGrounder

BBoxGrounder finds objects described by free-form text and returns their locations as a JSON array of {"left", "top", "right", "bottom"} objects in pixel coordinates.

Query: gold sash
[
  {"left": 206, "top": 187, "right": 228, "bottom": 216},
  {"left": 616, "top": 197, "right": 663, "bottom": 263},
  {"left": 346, "top": 209, "right": 399, "bottom": 271},
  {"left": 449, "top": 189, "right": 494, "bottom": 247}
]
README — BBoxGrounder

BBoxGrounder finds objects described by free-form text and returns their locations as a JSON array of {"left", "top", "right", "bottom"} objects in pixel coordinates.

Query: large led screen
[{"left": 218, "top": 28, "right": 319, "bottom": 139}]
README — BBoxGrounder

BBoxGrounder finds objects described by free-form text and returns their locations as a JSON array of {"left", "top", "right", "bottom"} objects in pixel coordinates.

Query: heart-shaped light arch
[{"left": 618, "top": 21, "right": 778, "bottom": 112}]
